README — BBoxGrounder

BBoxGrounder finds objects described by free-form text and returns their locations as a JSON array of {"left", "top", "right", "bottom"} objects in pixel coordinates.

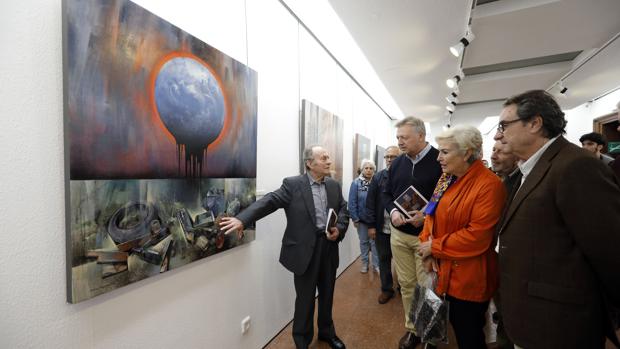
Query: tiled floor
[
  {"left": 264, "top": 257, "right": 459, "bottom": 349},
  {"left": 264, "top": 257, "right": 619, "bottom": 349}
]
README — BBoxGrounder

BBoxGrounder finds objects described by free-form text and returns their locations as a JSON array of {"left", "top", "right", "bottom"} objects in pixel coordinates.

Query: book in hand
[
  {"left": 325, "top": 208, "right": 338, "bottom": 236},
  {"left": 394, "top": 185, "right": 428, "bottom": 219}
]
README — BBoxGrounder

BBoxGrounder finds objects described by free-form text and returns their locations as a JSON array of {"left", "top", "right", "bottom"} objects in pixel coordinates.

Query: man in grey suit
[
  {"left": 494, "top": 90, "right": 620, "bottom": 349},
  {"left": 221, "top": 145, "right": 349, "bottom": 349}
]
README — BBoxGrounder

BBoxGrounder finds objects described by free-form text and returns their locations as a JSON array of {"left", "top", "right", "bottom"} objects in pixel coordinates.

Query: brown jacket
[{"left": 497, "top": 137, "right": 620, "bottom": 349}]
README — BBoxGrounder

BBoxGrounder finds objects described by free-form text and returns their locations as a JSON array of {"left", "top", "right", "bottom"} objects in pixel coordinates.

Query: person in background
[
  {"left": 579, "top": 132, "right": 614, "bottom": 165},
  {"left": 382, "top": 116, "right": 442, "bottom": 349},
  {"left": 491, "top": 140, "right": 520, "bottom": 187},
  {"left": 610, "top": 100, "right": 620, "bottom": 178},
  {"left": 418, "top": 125, "right": 506, "bottom": 349},
  {"left": 220, "top": 145, "right": 349, "bottom": 349},
  {"left": 366, "top": 145, "right": 401, "bottom": 304},
  {"left": 489, "top": 139, "right": 519, "bottom": 349},
  {"left": 349, "top": 159, "right": 379, "bottom": 274},
  {"left": 494, "top": 90, "right": 620, "bottom": 348}
]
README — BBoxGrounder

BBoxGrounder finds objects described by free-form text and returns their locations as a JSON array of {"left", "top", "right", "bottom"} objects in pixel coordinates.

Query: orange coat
[{"left": 419, "top": 160, "right": 506, "bottom": 302}]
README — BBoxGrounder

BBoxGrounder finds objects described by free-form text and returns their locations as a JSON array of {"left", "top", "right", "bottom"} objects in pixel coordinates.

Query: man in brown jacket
[{"left": 494, "top": 90, "right": 620, "bottom": 349}]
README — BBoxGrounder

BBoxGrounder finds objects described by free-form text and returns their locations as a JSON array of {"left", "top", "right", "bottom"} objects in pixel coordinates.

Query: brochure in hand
[
  {"left": 325, "top": 208, "right": 338, "bottom": 235},
  {"left": 394, "top": 185, "right": 428, "bottom": 219}
]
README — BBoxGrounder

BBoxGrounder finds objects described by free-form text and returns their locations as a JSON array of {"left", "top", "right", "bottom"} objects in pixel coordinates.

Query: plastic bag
[{"left": 409, "top": 271, "right": 449, "bottom": 345}]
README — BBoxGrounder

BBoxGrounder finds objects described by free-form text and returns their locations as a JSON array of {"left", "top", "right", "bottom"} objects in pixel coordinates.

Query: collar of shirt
[
  {"left": 406, "top": 142, "right": 432, "bottom": 165},
  {"left": 307, "top": 172, "right": 324, "bottom": 185},
  {"left": 518, "top": 135, "right": 560, "bottom": 183},
  {"left": 508, "top": 167, "right": 520, "bottom": 177}
]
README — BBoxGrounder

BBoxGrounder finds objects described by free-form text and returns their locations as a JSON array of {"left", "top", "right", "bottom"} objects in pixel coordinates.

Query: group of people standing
[{"left": 221, "top": 89, "right": 620, "bottom": 349}]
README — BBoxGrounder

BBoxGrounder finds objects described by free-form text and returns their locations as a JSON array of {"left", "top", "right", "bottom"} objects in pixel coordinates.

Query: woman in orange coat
[{"left": 418, "top": 125, "right": 506, "bottom": 349}]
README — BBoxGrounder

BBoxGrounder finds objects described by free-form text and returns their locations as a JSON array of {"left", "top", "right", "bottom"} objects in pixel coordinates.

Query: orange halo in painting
[{"left": 147, "top": 51, "right": 231, "bottom": 150}]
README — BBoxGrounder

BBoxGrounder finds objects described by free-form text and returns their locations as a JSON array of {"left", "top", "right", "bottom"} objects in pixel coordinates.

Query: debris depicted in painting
[
  {"left": 68, "top": 179, "right": 256, "bottom": 303},
  {"left": 64, "top": 0, "right": 257, "bottom": 303},
  {"left": 300, "top": 100, "right": 344, "bottom": 182},
  {"left": 353, "top": 134, "right": 371, "bottom": 177}
]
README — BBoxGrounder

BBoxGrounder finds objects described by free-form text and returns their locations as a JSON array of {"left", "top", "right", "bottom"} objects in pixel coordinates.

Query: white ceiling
[{"left": 328, "top": 0, "right": 620, "bottom": 121}]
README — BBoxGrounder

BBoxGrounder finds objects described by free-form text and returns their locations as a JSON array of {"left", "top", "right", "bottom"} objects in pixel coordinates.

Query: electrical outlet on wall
[{"left": 241, "top": 316, "right": 251, "bottom": 334}]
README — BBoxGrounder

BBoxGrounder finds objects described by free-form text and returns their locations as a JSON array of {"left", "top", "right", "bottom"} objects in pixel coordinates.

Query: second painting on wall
[{"left": 300, "top": 100, "right": 344, "bottom": 182}]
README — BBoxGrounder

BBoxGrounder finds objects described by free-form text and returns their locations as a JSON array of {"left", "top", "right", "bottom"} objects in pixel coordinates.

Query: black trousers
[
  {"left": 375, "top": 232, "right": 394, "bottom": 293},
  {"left": 446, "top": 295, "right": 489, "bottom": 349},
  {"left": 292, "top": 236, "right": 339, "bottom": 349}
]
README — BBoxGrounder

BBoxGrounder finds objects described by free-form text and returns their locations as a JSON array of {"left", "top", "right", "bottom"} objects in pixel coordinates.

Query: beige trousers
[{"left": 390, "top": 225, "right": 427, "bottom": 332}]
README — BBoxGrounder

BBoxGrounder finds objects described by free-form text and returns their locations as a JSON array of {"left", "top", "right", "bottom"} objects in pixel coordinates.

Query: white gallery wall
[
  {"left": 564, "top": 89, "right": 620, "bottom": 145},
  {"left": 0, "top": 0, "right": 395, "bottom": 348}
]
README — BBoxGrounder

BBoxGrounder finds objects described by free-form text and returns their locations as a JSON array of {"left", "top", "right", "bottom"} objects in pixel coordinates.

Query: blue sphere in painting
[{"left": 154, "top": 57, "right": 225, "bottom": 147}]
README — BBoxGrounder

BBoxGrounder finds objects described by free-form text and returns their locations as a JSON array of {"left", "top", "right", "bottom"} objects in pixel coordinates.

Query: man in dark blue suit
[
  {"left": 221, "top": 145, "right": 349, "bottom": 349},
  {"left": 366, "top": 145, "right": 400, "bottom": 304}
]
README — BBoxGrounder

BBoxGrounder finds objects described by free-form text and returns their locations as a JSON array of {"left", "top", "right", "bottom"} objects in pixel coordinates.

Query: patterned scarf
[
  {"left": 358, "top": 175, "right": 371, "bottom": 192},
  {"left": 424, "top": 172, "right": 456, "bottom": 216}
]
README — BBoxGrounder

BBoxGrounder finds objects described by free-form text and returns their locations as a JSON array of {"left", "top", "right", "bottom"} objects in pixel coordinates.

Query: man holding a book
[
  {"left": 381, "top": 116, "right": 442, "bottom": 349},
  {"left": 220, "top": 145, "right": 349, "bottom": 349}
]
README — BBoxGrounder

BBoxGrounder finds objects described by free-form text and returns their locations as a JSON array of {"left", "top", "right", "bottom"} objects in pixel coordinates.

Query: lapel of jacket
[
  {"left": 300, "top": 174, "right": 317, "bottom": 225},
  {"left": 498, "top": 137, "right": 567, "bottom": 235}
]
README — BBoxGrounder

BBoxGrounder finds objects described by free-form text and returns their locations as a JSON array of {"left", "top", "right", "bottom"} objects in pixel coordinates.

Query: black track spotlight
[
  {"left": 446, "top": 70, "right": 464, "bottom": 89},
  {"left": 557, "top": 81, "right": 568, "bottom": 98},
  {"left": 446, "top": 95, "right": 459, "bottom": 104},
  {"left": 450, "top": 28, "right": 475, "bottom": 57}
]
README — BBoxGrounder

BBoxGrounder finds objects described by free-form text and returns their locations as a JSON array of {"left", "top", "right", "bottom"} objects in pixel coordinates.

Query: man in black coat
[
  {"left": 366, "top": 145, "right": 400, "bottom": 304},
  {"left": 221, "top": 145, "right": 349, "bottom": 349}
]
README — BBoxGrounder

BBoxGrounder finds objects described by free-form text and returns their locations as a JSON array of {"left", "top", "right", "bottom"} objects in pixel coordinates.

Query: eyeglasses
[
  {"left": 496, "top": 118, "right": 522, "bottom": 133},
  {"left": 384, "top": 155, "right": 398, "bottom": 159}
]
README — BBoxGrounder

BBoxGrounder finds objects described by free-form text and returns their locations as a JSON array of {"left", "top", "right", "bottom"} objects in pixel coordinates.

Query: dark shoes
[
  {"left": 378, "top": 291, "right": 394, "bottom": 304},
  {"left": 398, "top": 332, "right": 421, "bottom": 349},
  {"left": 318, "top": 335, "right": 346, "bottom": 349}
]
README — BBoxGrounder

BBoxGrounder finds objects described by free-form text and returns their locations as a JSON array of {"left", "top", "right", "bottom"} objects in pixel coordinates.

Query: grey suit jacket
[
  {"left": 498, "top": 137, "right": 620, "bottom": 349},
  {"left": 237, "top": 174, "right": 349, "bottom": 275}
]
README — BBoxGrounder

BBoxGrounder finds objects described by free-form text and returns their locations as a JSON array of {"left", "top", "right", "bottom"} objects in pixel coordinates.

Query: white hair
[
  {"left": 360, "top": 159, "right": 376, "bottom": 171},
  {"left": 435, "top": 125, "right": 482, "bottom": 163}
]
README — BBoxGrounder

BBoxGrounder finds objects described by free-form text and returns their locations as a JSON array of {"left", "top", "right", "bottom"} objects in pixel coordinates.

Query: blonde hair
[{"left": 435, "top": 125, "right": 482, "bottom": 163}]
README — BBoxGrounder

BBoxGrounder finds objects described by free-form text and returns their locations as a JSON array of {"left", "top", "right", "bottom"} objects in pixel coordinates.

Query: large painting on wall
[
  {"left": 353, "top": 134, "right": 371, "bottom": 177},
  {"left": 300, "top": 100, "right": 344, "bottom": 182},
  {"left": 63, "top": 0, "right": 258, "bottom": 303},
  {"left": 375, "top": 145, "right": 386, "bottom": 172}
]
